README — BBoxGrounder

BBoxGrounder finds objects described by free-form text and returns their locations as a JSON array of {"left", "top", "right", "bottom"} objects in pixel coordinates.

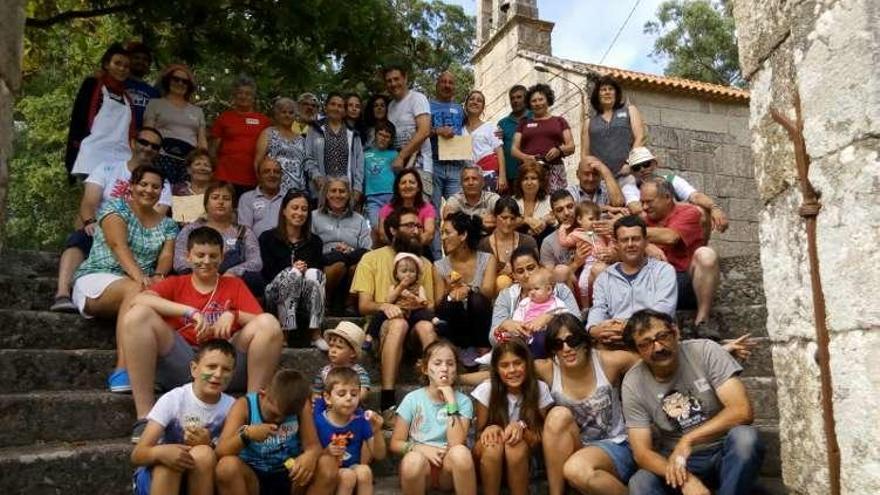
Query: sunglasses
[
  {"left": 547, "top": 334, "right": 588, "bottom": 353},
  {"left": 136, "top": 138, "right": 162, "bottom": 151},
  {"left": 630, "top": 160, "right": 654, "bottom": 172},
  {"left": 169, "top": 75, "right": 190, "bottom": 85},
  {"left": 635, "top": 329, "right": 675, "bottom": 352}
]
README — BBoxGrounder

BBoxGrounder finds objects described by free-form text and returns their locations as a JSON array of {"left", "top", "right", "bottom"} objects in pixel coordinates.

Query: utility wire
[{"left": 598, "top": 0, "right": 643, "bottom": 65}]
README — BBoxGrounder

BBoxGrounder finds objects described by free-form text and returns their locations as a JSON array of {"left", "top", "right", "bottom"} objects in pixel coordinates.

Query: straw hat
[{"left": 323, "top": 321, "right": 366, "bottom": 358}]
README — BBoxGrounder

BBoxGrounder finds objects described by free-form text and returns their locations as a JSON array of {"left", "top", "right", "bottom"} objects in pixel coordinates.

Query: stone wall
[
  {"left": 0, "top": 0, "right": 26, "bottom": 251},
  {"left": 731, "top": 0, "right": 880, "bottom": 494},
  {"left": 474, "top": 35, "right": 758, "bottom": 257}
]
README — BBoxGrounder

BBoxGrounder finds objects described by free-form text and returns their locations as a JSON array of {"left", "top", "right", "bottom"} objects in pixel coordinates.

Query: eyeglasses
[
  {"left": 630, "top": 161, "right": 654, "bottom": 172},
  {"left": 136, "top": 138, "right": 162, "bottom": 150},
  {"left": 169, "top": 75, "right": 190, "bottom": 85},
  {"left": 547, "top": 334, "right": 588, "bottom": 353},
  {"left": 635, "top": 330, "right": 675, "bottom": 352},
  {"left": 399, "top": 222, "right": 424, "bottom": 230}
]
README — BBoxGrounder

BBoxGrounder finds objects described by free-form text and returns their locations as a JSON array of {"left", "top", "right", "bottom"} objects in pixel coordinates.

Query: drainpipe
[{"left": 770, "top": 90, "right": 841, "bottom": 495}]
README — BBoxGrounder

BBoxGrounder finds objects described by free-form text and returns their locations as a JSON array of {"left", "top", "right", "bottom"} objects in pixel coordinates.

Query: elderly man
[
  {"left": 641, "top": 177, "right": 720, "bottom": 336},
  {"left": 587, "top": 215, "right": 677, "bottom": 345},
  {"left": 51, "top": 127, "right": 172, "bottom": 312},
  {"left": 292, "top": 92, "right": 319, "bottom": 137},
  {"left": 430, "top": 71, "right": 467, "bottom": 205},
  {"left": 629, "top": 146, "right": 729, "bottom": 237},
  {"left": 622, "top": 309, "right": 763, "bottom": 495},
  {"left": 441, "top": 165, "right": 500, "bottom": 232},
  {"left": 566, "top": 155, "right": 629, "bottom": 211},
  {"left": 237, "top": 157, "right": 284, "bottom": 238},
  {"left": 350, "top": 208, "right": 436, "bottom": 421}
]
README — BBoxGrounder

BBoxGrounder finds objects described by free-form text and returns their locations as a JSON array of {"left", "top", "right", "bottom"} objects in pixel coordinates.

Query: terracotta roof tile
[{"left": 577, "top": 62, "right": 749, "bottom": 101}]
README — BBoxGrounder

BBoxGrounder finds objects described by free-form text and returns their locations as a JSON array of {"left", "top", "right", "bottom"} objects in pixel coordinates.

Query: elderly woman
[
  {"left": 304, "top": 92, "right": 365, "bottom": 203},
  {"left": 377, "top": 169, "right": 436, "bottom": 256},
  {"left": 433, "top": 212, "right": 497, "bottom": 365},
  {"left": 511, "top": 83, "right": 575, "bottom": 192},
  {"left": 489, "top": 246, "right": 579, "bottom": 358},
  {"left": 582, "top": 76, "right": 645, "bottom": 175},
  {"left": 172, "top": 182, "right": 262, "bottom": 278},
  {"left": 66, "top": 42, "right": 134, "bottom": 179},
  {"left": 254, "top": 97, "right": 307, "bottom": 194},
  {"left": 144, "top": 64, "right": 207, "bottom": 185},
  {"left": 259, "top": 191, "right": 327, "bottom": 350},
  {"left": 362, "top": 94, "right": 395, "bottom": 149},
  {"left": 311, "top": 178, "right": 372, "bottom": 314},
  {"left": 463, "top": 89, "right": 507, "bottom": 193},
  {"left": 172, "top": 148, "right": 214, "bottom": 197},
  {"left": 513, "top": 161, "right": 556, "bottom": 246},
  {"left": 71, "top": 164, "right": 178, "bottom": 392},
  {"left": 477, "top": 197, "right": 538, "bottom": 292},
  {"left": 210, "top": 75, "right": 271, "bottom": 197}
]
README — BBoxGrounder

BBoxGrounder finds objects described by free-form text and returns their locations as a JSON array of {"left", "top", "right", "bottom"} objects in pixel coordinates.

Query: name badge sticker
[
  {"left": 616, "top": 111, "right": 627, "bottom": 118},
  {"left": 693, "top": 378, "right": 711, "bottom": 393},
  {"left": 526, "top": 123, "right": 538, "bottom": 128},
  {"left": 245, "top": 118, "right": 260, "bottom": 125}
]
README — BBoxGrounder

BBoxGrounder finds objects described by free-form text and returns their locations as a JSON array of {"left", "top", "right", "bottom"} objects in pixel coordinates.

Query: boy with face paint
[
  {"left": 131, "top": 339, "right": 238, "bottom": 495},
  {"left": 123, "top": 226, "right": 283, "bottom": 443}
]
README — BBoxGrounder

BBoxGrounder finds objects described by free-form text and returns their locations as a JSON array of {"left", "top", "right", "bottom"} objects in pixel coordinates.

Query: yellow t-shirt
[
  {"left": 291, "top": 120, "right": 310, "bottom": 137},
  {"left": 350, "top": 246, "right": 434, "bottom": 305}
]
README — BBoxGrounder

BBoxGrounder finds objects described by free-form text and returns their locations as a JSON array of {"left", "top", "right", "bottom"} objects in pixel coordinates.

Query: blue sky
[{"left": 442, "top": 0, "right": 668, "bottom": 75}]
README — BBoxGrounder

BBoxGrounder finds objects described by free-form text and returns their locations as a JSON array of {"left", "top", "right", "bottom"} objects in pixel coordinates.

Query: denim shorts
[{"left": 583, "top": 438, "right": 637, "bottom": 482}]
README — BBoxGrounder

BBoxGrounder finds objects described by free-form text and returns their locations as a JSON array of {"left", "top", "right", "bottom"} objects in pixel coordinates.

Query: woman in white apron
[{"left": 66, "top": 43, "right": 134, "bottom": 180}]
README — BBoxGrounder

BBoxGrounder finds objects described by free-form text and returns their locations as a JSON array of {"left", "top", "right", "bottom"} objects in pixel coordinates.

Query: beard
[{"left": 392, "top": 234, "right": 423, "bottom": 256}]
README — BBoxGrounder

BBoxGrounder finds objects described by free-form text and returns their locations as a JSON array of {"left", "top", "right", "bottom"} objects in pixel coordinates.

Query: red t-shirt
[
  {"left": 211, "top": 110, "right": 271, "bottom": 187},
  {"left": 516, "top": 116, "right": 570, "bottom": 164},
  {"left": 645, "top": 203, "right": 705, "bottom": 272},
  {"left": 150, "top": 274, "right": 263, "bottom": 345}
]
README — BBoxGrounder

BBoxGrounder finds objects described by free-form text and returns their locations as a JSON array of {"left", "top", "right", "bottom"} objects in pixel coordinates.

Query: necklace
[{"left": 492, "top": 231, "right": 517, "bottom": 263}]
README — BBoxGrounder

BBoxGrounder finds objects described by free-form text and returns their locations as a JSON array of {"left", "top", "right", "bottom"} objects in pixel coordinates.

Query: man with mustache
[
  {"left": 350, "top": 208, "right": 437, "bottom": 422},
  {"left": 621, "top": 309, "right": 763, "bottom": 495},
  {"left": 586, "top": 215, "right": 677, "bottom": 347}
]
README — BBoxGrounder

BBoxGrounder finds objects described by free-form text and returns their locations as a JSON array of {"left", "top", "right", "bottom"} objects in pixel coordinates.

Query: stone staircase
[{"left": 0, "top": 250, "right": 786, "bottom": 494}]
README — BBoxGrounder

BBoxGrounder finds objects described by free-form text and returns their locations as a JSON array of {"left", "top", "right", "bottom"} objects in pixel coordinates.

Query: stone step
[
  {"left": 0, "top": 310, "right": 116, "bottom": 350},
  {"left": 0, "top": 275, "right": 57, "bottom": 312},
  {"left": 0, "top": 437, "right": 784, "bottom": 495},
  {"left": 0, "top": 347, "right": 427, "bottom": 394},
  {"left": 0, "top": 391, "right": 135, "bottom": 448}
]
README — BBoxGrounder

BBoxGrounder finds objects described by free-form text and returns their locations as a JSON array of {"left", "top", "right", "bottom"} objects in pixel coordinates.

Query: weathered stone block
[
  {"left": 660, "top": 108, "right": 729, "bottom": 134},
  {"left": 797, "top": 0, "right": 880, "bottom": 159},
  {"left": 809, "top": 140, "right": 880, "bottom": 332},
  {"left": 0, "top": 0, "right": 24, "bottom": 93},
  {"left": 771, "top": 341, "right": 831, "bottom": 494},
  {"left": 731, "top": 0, "right": 798, "bottom": 78},
  {"left": 728, "top": 197, "right": 762, "bottom": 222}
]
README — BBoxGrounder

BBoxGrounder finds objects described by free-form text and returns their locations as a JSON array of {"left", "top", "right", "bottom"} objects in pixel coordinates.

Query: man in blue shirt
[
  {"left": 430, "top": 71, "right": 466, "bottom": 258},
  {"left": 497, "top": 85, "right": 531, "bottom": 185},
  {"left": 124, "top": 42, "right": 160, "bottom": 130}
]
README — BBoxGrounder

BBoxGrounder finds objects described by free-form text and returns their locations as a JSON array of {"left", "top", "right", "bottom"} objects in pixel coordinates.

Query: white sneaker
[{"left": 312, "top": 337, "right": 329, "bottom": 351}]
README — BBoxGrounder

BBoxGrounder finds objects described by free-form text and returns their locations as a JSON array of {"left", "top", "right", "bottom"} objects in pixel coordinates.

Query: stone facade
[
  {"left": 472, "top": 2, "right": 758, "bottom": 258},
  {"left": 0, "top": 0, "right": 26, "bottom": 251},
  {"left": 732, "top": 0, "right": 880, "bottom": 494}
]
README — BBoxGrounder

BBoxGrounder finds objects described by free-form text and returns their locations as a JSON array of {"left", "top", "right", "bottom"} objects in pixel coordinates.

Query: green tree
[
  {"left": 644, "top": 0, "right": 742, "bottom": 87},
  {"left": 8, "top": 0, "right": 475, "bottom": 249}
]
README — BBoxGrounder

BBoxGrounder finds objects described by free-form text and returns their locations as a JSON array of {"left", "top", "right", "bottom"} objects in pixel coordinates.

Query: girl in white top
[
  {"left": 471, "top": 338, "right": 554, "bottom": 495},
  {"left": 463, "top": 90, "right": 507, "bottom": 193}
]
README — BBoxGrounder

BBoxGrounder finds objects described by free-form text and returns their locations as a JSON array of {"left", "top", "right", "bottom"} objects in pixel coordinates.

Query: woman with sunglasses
[
  {"left": 536, "top": 313, "right": 755, "bottom": 495},
  {"left": 144, "top": 64, "right": 207, "bottom": 185}
]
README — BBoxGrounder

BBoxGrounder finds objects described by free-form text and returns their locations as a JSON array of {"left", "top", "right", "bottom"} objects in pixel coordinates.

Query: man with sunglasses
[
  {"left": 628, "top": 146, "right": 729, "bottom": 235},
  {"left": 51, "top": 127, "right": 172, "bottom": 312},
  {"left": 621, "top": 309, "right": 764, "bottom": 495},
  {"left": 586, "top": 215, "right": 677, "bottom": 346}
]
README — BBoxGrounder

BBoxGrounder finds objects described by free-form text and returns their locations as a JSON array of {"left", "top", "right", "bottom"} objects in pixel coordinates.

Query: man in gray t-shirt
[{"left": 621, "top": 309, "right": 764, "bottom": 495}]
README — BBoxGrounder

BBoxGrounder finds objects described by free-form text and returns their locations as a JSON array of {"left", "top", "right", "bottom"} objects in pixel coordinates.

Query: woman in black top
[{"left": 259, "top": 191, "right": 327, "bottom": 349}]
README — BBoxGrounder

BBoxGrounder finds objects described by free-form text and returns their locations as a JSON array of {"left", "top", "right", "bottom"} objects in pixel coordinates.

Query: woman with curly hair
[{"left": 511, "top": 83, "right": 575, "bottom": 193}]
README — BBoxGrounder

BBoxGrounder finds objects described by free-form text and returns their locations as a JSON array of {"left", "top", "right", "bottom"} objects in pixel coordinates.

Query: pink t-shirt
[{"left": 378, "top": 203, "right": 436, "bottom": 225}]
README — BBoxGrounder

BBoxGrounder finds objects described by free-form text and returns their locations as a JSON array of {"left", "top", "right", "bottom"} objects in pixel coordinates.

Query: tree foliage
[
  {"left": 8, "top": 0, "right": 475, "bottom": 249},
  {"left": 644, "top": 0, "right": 742, "bottom": 87}
]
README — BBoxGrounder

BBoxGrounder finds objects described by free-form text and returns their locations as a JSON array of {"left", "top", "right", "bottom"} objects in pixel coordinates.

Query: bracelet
[
  {"left": 445, "top": 403, "right": 460, "bottom": 415},
  {"left": 82, "top": 218, "right": 97, "bottom": 226},
  {"left": 183, "top": 308, "right": 198, "bottom": 320},
  {"left": 237, "top": 425, "right": 251, "bottom": 446},
  {"left": 403, "top": 440, "right": 414, "bottom": 455}
]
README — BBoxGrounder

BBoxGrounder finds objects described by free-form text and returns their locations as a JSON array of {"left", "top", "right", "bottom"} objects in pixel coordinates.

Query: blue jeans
[
  {"left": 431, "top": 160, "right": 466, "bottom": 258},
  {"left": 365, "top": 193, "right": 393, "bottom": 230},
  {"left": 627, "top": 426, "right": 764, "bottom": 495}
]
